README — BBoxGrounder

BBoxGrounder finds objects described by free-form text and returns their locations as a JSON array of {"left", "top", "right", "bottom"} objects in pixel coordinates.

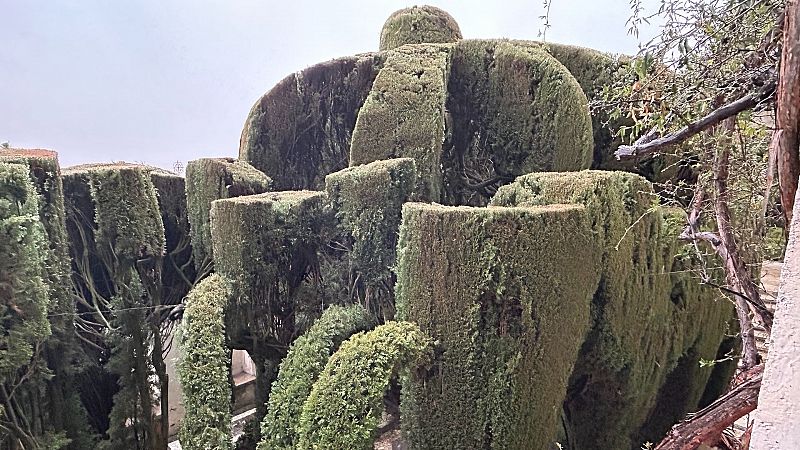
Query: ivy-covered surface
[
  {"left": 259, "top": 304, "right": 373, "bottom": 450},
  {"left": 296, "top": 321, "right": 433, "bottom": 450},
  {"left": 396, "top": 202, "right": 600, "bottom": 449},
  {"left": 491, "top": 171, "right": 732, "bottom": 449},
  {"left": 240, "top": 55, "right": 383, "bottom": 191},
  {"left": 178, "top": 274, "right": 233, "bottom": 450},
  {"left": 379, "top": 5, "right": 462, "bottom": 51},
  {"left": 349, "top": 43, "right": 452, "bottom": 202},
  {"left": 323, "top": 158, "right": 417, "bottom": 318},
  {"left": 441, "top": 40, "right": 593, "bottom": 206},
  {"left": 185, "top": 157, "right": 271, "bottom": 271}
]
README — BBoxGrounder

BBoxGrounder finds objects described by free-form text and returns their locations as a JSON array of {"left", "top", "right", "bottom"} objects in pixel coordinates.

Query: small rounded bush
[{"left": 379, "top": 6, "right": 462, "bottom": 51}]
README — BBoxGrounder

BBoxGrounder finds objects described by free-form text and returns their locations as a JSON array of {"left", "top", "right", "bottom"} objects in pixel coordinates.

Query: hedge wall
[{"left": 379, "top": 6, "right": 462, "bottom": 51}]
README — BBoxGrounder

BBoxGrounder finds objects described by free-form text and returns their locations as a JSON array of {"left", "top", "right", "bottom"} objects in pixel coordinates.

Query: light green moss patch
[
  {"left": 379, "top": 6, "right": 462, "bottom": 51},
  {"left": 178, "top": 274, "right": 233, "bottom": 450},
  {"left": 240, "top": 55, "right": 383, "bottom": 190},
  {"left": 396, "top": 202, "right": 600, "bottom": 449},
  {"left": 185, "top": 157, "right": 271, "bottom": 271},
  {"left": 259, "top": 304, "right": 373, "bottom": 450},
  {"left": 350, "top": 43, "right": 452, "bottom": 201},
  {"left": 296, "top": 321, "right": 433, "bottom": 450}
]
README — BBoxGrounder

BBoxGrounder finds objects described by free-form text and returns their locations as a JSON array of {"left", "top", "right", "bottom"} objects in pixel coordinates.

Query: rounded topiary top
[{"left": 379, "top": 5, "right": 462, "bottom": 51}]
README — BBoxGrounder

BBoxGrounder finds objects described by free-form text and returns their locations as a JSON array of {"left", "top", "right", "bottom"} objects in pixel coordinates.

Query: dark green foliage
[
  {"left": 185, "top": 158, "right": 271, "bottom": 271},
  {"left": 350, "top": 44, "right": 452, "bottom": 202},
  {"left": 259, "top": 304, "right": 373, "bottom": 450},
  {"left": 296, "top": 321, "right": 433, "bottom": 450},
  {"left": 379, "top": 5, "right": 462, "bottom": 51},
  {"left": 323, "top": 158, "right": 417, "bottom": 318},
  {"left": 240, "top": 55, "right": 382, "bottom": 191},
  {"left": 396, "top": 202, "right": 600, "bottom": 449},
  {"left": 178, "top": 274, "right": 233, "bottom": 450},
  {"left": 441, "top": 40, "right": 593, "bottom": 205},
  {"left": 491, "top": 171, "right": 732, "bottom": 449}
]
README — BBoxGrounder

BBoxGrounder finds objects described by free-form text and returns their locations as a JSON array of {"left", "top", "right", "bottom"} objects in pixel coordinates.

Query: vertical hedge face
[
  {"left": 259, "top": 304, "right": 373, "bottom": 450},
  {"left": 441, "top": 40, "right": 593, "bottom": 206},
  {"left": 177, "top": 274, "right": 233, "bottom": 450},
  {"left": 323, "top": 158, "right": 417, "bottom": 317},
  {"left": 185, "top": 157, "right": 272, "bottom": 270},
  {"left": 240, "top": 55, "right": 382, "bottom": 191},
  {"left": 350, "top": 43, "right": 452, "bottom": 202},
  {"left": 491, "top": 171, "right": 731, "bottom": 449},
  {"left": 395, "top": 203, "right": 600, "bottom": 450},
  {"left": 379, "top": 5, "right": 462, "bottom": 51},
  {"left": 296, "top": 321, "right": 433, "bottom": 450}
]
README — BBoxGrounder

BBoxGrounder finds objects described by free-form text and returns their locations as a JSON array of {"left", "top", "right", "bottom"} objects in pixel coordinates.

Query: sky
[{"left": 1, "top": 0, "right": 659, "bottom": 171}]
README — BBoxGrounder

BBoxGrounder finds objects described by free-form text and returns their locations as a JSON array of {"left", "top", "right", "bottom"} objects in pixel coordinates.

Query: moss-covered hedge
[
  {"left": 259, "top": 304, "right": 373, "bottom": 450},
  {"left": 350, "top": 43, "right": 452, "bottom": 202},
  {"left": 323, "top": 158, "right": 417, "bottom": 318},
  {"left": 379, "top": 6, "right": 462, "bottom": 51},
  {"left": 396, "top": 202, "right": 600, "bottom": 449},
  {"left": 296, "top": 321, "right": 433, "bottom": 450},
  {"left": 177, "top": 274, "right": 233, "bottom": 450},
  {"left": 441, "top": 40, "right": 593, "bottom": 205},
  {"left": 240, "top": 55, "right": 383, "bottom": 191},
  {"left": 185, "top": 157, "right": 271, "bottom": 271},
  {"left": 491, "top": 171, "right": 731, "bottom": 449}
]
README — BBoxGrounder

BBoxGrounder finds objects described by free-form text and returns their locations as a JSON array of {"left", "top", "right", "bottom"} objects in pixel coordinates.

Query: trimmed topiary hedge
[
  {"left": 296, "top": 321, "right": 433, "bottom": 450},
  {"left": 177, "top": 274, "right": 233, "bottom": 450},
  {"left": 258, "top": 304, "right": 373, "bottom": 450},
  {"left": 379, "top": 6, "right": 462, "bottom": 51},
  {"left": 185, "top": 157, "right": 271, "bottom": 271},
  {"left": 396, "top": 202, "right": 600, "bottom": 449}
]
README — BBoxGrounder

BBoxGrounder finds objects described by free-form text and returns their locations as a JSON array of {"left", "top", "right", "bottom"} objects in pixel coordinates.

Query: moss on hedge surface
[
  {"left": 240, "top": 55, "right": 382, "bottom": 191},
  {"left": 379, "top": 5, "right": 462, "bottom": 51},
  {"left": 350, "top": 43, "right": 452, "bottom": 202},
  {"left": 259, "top": 304, "right": 373, "bottom": 450},
  {"left": 185, "top": 157, "right": 271, "bottom": 271},
  {"left": 396, "top": 202, "right": 600, "bottom": 450},
  {"left": 441, "top": 40, "right": 593, "bottom": 206},
  {"left": 178, "top": 274, "right": 233, "bottom": 450},
  {"left": 491, "top": 171, "right": 731, "bottom": 449},
  {"left": 296, "top": 321, "right": 433, "bottom": 450},
  {"left": 323, "top": 158, "right": 417, "bottom": 317}
]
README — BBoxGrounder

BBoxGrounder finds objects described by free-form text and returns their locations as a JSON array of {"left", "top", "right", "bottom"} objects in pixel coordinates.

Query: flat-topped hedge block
[
  {"left": 379, "top": 6, "right": 462, "bottom": 51},
  {"left": 185, "top": 157, "right": 272, "bottom": 270},
  {"left": 240, "top": 55, "right": 382, "bottom": 191},
  {"left": 396, "top": 202, "right": 600, "bottom": 449},
  {"left": 350, "top": 43, "right": 452, "bottom": 201}
]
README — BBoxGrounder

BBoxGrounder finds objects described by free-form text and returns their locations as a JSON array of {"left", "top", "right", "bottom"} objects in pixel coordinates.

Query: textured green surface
[
  {"left": 442, "top": 40, "right": 593, "bottom": 205},
  {"left": 323, "top": 158, "right": 417, "bottom": 318},
  {"left": 185, "top": 157, "right": 271, "bottom": 270},
  {"left": 350, "top": 43, "right": 452, "bottom": 201},
  {"left": 178, "top": 274, "right": 233, "bottom": 450},
  {"left": 491, "top": 171, "right": 732, "bottom": 449},
  {"left": 396, "top": 202, "right": 600, "bottom": 449},
  {"left": 259, "top": 305, "right": 373, "bottom": 450},
  {"left": 240, "top": 55, "right": 382, "bottom": 190},
  {"left": 297, "top": 321, "right": 433, "bottom": 450},
  {"left": 379, "top": 6, "right": 462, "bottom": 51}
]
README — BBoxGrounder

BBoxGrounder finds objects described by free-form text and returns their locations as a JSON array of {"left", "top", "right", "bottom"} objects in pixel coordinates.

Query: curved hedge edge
[
  {"left": 379, "top": 5, "right": 462, "bottom": 51},
  {"left": 296, "top": 321, "right": 433, "bottom": 450},
  {"left": 258, "top": 304, "right": 374, "bottom": 450},
  {"left": 177, "top": 274, "right": 233, "bottom": 450}
]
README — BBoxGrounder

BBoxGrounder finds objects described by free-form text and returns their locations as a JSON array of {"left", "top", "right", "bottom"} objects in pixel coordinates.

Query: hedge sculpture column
[
  {"left": 396, "top": 203, "right": 600, "bottom": 449},
  {"left": 177, "top": 274, "right": 233, "bottom": 450},
  {"left": 323, "top": 158, "right": 417, "bottom": 319},
  {"left": 185, "top": 157, "right": 271, "bottom": 274}
]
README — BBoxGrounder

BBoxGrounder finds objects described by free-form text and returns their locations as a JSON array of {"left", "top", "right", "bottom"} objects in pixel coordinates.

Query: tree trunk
[{"left": 775, "top": 0, "right": 800, "bottom": 227}]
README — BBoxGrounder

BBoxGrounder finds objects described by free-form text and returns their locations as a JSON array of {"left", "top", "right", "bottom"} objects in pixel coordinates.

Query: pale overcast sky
[{"left": 1, "top": 0, "right": 659, "bottom": 170}]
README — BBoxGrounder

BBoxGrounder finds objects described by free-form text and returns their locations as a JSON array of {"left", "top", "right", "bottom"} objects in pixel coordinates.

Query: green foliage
[
  {"left": 379, "top": 5, "right": 462, "bottom": 51},
  {"left": 240, "top": 55, "right": 381, "bottom": 191},
  {"left": 350, "top": 43, "right": 451, "bottom": 202},
  {"left": 185, "top": 158, "right": 271, "bottom": 271},
  {"left": 296, "top": 321, "right": 433, "bottom": 450},
  {"left": 177, "top": 274, "right": 233, "bottom": 450},
  {"left": 396, "top": 202, "right": 600, "bottom": 449},
  {"left": 259, "top": 304, "right": 373, "bottom": 450}
]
